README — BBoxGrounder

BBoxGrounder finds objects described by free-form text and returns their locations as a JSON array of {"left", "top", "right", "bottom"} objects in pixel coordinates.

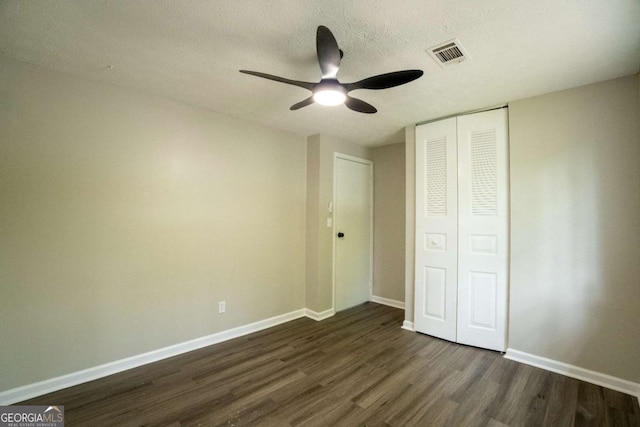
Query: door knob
[{"left": 337, "top": 232, "right": 345, "bottom": 238}]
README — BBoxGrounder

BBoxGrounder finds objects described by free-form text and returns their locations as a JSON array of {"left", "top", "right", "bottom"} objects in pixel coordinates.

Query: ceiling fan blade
[
  {"left": 239, "top": 70, "right": 315, "bottom": 91},
  {"left": 290, "top": 97, "right": 315, "bottom": 110},
  {"left": 316, "top": 26, "right": 341, "bottom": 78},
  {"left": 344, "top": 70, "right": 424, "bottom": 91},
  {"left": 345, "top": 96, "right": 377, "bottom": 114}
]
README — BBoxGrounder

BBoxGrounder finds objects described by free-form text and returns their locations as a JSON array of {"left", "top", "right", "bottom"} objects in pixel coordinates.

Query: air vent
[{"left": 427, "top": 38, "right": 470, "bottom": 67}]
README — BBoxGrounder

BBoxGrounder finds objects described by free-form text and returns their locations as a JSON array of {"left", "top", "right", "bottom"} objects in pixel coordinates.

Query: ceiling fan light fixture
[
  {"left": 312, "top": 81, "right": 346, "bottom": 106},
  {"left": 241, "top": 26, "right": 423, "bottom": 113},
  {"left": 313, "top": 89, "right": 346, "bottom": 106}
]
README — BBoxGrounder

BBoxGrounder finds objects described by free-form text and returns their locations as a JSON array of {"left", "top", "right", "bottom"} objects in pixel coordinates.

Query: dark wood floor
[{"left": 21, "top": 303, "right": 640, "bottom": 426}]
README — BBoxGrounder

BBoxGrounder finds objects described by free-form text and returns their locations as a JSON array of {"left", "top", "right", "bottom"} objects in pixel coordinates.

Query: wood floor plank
[
  {"left": 388, "top": 369, "right": 462, "bottom": 426},
  {"left": 419, "top": 396, "right": 459, "bottom": 426},
  {"left": 491, "top": 363, "right": 535, "bottom": 424},
  {"left": 575, "top": 381, "right": 607, "bottom": 427},
  {"left": 521, "top": 368, "right": 555, "bottom": 426},
  {"left": 17, "top": 302, "right": 640, "bottom": 426},
  {"left": 543, "top": 375, "right": 580, "bottom": 426},
  {"left": 496, "top": 362, "right": 555, "bottom": 426},
  {"left": 446, "top": 375, "right": 500, "bottom": 426}
]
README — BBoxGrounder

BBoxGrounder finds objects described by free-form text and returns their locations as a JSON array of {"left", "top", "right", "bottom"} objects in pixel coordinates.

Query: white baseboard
[
  {"left": 304, "top": 308, "right": 335, "bottom": 321},
  {"left": 370, "top": 295, "right": 405, "bottom": 310},
  {"left": 401, "top": 320, "right": 415, "bottom": 331},
  {"left": 0, "top": 309, "right": 307, "bottom": 405},
  {"left": 505, "top": 348, "right": 640, "bottom": 401}
]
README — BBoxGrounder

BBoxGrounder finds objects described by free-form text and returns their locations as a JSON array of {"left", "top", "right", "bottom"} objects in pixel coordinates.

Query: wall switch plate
[
  {"left": 218, "top": 301, "right": 226, "bottom": 313},
  {"left": 327, "top": 218, "right": 333, "bottom": 227}
]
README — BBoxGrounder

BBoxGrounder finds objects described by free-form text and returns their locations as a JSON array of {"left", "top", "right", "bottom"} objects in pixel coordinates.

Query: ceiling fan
[{"left": 240, "top": 26, "right": 423, "bottom": 114}]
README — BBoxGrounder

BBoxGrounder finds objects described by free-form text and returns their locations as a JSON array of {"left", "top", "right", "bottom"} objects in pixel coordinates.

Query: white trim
[
  {"left": 304, "top": 308, "right": 336, "bottom": 321},
  {"left": 0, "top": 309, "right": 306, "bottom": 405},
  {"left": 402, "top": 320, "right": 415, "bottom": 331},
  {"left": 370, "top": 295, "right": 405, "bottom": 310},
  {"left": 505, "top": 348, "right": 640, "bottom": 400},
  {"left": 332, "top": 153, "right": 374, "bottom": 313}
]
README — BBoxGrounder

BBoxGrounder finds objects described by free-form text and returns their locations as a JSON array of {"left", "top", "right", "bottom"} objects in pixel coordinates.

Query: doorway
[{"left": 333, "top": 154, "right": 373, "bottom": 312}]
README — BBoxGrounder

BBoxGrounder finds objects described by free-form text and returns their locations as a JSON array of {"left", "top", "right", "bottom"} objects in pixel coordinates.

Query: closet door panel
[
  {"left": 456, "top": 109, "right": 509, "bottom": 351},
  {"left": 414, "top": 118, "right": 458, "bottom": 341}
]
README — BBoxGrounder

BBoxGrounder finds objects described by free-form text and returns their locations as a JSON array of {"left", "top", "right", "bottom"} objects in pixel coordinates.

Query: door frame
[{"left": 332, "top": 153, "right": 374, "bottom": 312}]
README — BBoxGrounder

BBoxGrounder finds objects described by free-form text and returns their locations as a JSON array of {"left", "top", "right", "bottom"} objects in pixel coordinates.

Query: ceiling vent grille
[{"left": 427, "top": 39, "right": 470, "bottom": 67}]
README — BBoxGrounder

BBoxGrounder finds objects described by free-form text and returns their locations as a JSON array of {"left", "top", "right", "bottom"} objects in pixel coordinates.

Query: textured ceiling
[{"left": 1, "top": 0, "right": 639, "bottom": 146}]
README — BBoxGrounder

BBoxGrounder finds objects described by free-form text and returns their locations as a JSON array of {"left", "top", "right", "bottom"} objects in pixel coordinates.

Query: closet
[{"left": 414, "top": 108, "right": 508, "bottom": 352}]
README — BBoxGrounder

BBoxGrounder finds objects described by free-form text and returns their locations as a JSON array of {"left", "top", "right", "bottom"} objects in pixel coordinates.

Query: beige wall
[
  {"left": 372, "top": 143, "right": 405, "bottom": 302},
  {"left": 508, "top": 75, "right": 640, "bottom": 383},
  {"left": 305, "top": 135, "right": 321, "bottom": 312},
  {"left": 305, "top": 134, "right": 372, "bottom": 312},
  {"left": 404, "top": 75, "right": 640, "bottom": 383},
  {"left": 0, "top": 57, "right": 307, "bottom": 392},
  {"left": 404, "top": 125, "right": 416, "bottom": 323}
]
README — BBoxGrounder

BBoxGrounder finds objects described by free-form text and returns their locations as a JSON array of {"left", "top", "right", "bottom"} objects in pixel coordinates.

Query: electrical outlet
[{"left": 218, "top": 300, "right": 226, "bottom": 314}]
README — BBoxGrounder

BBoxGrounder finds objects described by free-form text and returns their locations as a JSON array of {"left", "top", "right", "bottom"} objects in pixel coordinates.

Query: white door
[
  {"left": 334, "top": 155, "right": 372, "bottom": 312},
  {"left": 414, "top": 118, "right": 459, "bottom": 341},
  {"left": 456, "top": 109, "right": 509, "bottom": 351},
  {"left": 414, "top": 108, "right": 509, "bottom": 352}
]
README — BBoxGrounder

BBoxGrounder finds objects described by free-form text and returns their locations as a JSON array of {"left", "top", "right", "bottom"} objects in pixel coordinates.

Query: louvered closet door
[
  {"left": 414, "top": 118, "right": 458, "bottom": 341},
  {"left": 456, "top": 109, "right": 509, "bottom": 351}
]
